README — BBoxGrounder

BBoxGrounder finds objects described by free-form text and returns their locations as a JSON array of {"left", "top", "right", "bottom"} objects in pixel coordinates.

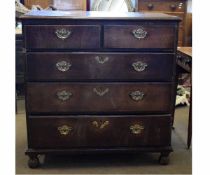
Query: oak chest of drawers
[{"left": 21, "top": 11, "right": 180, "bottom": 168}]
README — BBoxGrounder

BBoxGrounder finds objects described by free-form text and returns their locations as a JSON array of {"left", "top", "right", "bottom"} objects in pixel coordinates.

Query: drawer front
[
  {"left": 27, "top": 83, "right": 172, "bottom": 113},
  {"left": 28, "top": 115, "right": 171, "bottom": 148},
  {"left": 27, "top": 53, "right": 174, "bottom": 81},
  {"left": 104, "top": 25, "right": 176, "bottom": 49},
  {"left": 25, "top": 25, "right": 100, "bottom": 49},
  {"left": 138, "top": 0, "right": 186, "bottom": 13}
]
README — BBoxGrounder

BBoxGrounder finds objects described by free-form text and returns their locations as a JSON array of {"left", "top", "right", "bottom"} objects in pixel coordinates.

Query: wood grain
[
  {"left": 25, "top": 25, "right": 100, "bottom": 49},
  {"left": 27, "top": 53, "right": 175, "bottom": 81},
  {"left": 26, "top": 82, "right": 173, "bottom": 113},
  {"left": 104, "top": 25, "right": 175, "bottom": 49},
  {"left": 28, "top": 115, "right": 171, "bottom": 148}
]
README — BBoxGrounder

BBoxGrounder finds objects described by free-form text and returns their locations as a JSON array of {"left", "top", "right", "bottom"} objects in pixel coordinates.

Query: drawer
[
  {"left": 28, "top": 115, "right": 171, "bottom": 148},
  {"left": 27, "top": 53, "right": 175, "bottom": 81},
  {"left": 26, "top": 83, "right": 173, "bottom": 113},
  {"left": 24, "top": 25, "right": 100, "bottom": 49},
  {"left": 104, "top": 25, "right": 176, "bottom": 49},
  {"left": 138, "top": 0, "right": 186, "bottom": 13}
]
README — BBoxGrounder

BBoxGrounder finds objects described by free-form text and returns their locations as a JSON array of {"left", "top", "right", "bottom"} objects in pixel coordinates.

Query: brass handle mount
[
  {"left": 93, "top": 87, "right": 109, "bottom": 96},
  {"left": 132, "top": 27, "right": 147, "bottom": 39},
  {"left": 55, "top": 28, "right": 72, "bottom": 40},
  {"left": 130, "top": 91, "right": 145, "bottom": 101},
  {"left": 58, "top": 125, "right": 72, "bottom": 135},
  {"left": 57, "top": 90, "right": 72, "bottom": 101},
  {"left": 56, "top": 60, "right": 71, "bottom": 72},
  {"left": 95, "top": 56, "right": 109, "bottom": 64},
  {"left": 132, "top": 61, "right": 148, "bottom": 72},
  {"left": 130, "top": 124, "right": 144, "bottom": 134},
  {"left": 92, "top": 121, "right": 109, "bottom": 129}
]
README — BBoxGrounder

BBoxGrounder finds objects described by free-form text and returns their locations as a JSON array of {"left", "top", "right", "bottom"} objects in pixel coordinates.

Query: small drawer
[
  {"left": 28, "top": 115, "right": 171, "bottom": 148},
  {"left": 138, "top": 0, "right": 186, "bottom": 13},
  {"left": 26, "top": 53, "right": 175, "bottom": 81},
  {"left": 26, "top": 82, "right": 173, "bottom": 113},
  {"left": 104, "top": 25, "right": 176, "bottom": 49},
  {"left": 24, "top": 25, "right": 100, "bottom": 49}
]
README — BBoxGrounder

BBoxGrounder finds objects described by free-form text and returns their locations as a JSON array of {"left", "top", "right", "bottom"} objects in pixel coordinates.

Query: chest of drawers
[{"left": 21, "top": 11, "right": 180, "bottom": 168}]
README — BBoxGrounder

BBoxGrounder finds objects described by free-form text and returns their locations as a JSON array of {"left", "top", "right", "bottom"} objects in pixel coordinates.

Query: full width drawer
[
  {"left": 138, "top": 0, "right": 186, "bottom": 13},
  {"left": 26, "top": 53, "right": 175, "bottom": 81},
  {"left": 26, "top": 83, "right": 173, "bottom": 113},
  {"left": 28, "top": 115, "right": 171, "bottom": 148},
  {"left": 24, "top": 25, "right": 100, "bottom": 49},
  {"left": 104, "top": 25, "right": 176, "bottom": 49}
]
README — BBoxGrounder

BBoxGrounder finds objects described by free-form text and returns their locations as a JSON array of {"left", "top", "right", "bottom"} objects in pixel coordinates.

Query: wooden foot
[
  {"left": 28, "top": 155, "right": 40, "bottom": 168},
  {"left": 159, "top": 152, "right": 170, "bottom": 165}
]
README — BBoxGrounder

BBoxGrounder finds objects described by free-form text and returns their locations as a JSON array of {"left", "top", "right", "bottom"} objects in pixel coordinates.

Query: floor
[{"left": 16, "top": 99, "right": 192, "bottom": 174}]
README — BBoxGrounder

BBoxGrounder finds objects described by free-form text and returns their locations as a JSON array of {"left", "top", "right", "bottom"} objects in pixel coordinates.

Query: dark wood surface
[
  {"left": 27, "top": 53, "right": 175, "bottom": 81},
  {"left": 25, "top": 25, "right": 100, "bottom": 49},
  {"left": 104, "top": 25, "right": 175, "bottom": 49},
  {"left": 21, "top": 11, "right": 181, "bottom": 21},
  {"left": 22, "top": 11, "right": 179, "bottom": 167},
  {"left": 28, "top": 115, "right": 171, "bottom": 148},
  {"left": 27, "top": 83, "right": 173, "bottom": 113}
]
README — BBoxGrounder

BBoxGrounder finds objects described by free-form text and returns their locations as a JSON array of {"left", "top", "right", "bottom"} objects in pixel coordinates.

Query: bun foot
[
  {"left": 28, "top": 156, "right": 40, "bottom": 168},
  {"left": 159, "top": 153, "right": 170, "bottom": 165}
]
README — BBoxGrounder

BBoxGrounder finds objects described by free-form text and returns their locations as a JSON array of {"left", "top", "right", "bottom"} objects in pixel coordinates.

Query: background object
[
  {"left": 137, "top": 0, "right": 192, "bottom": 46},
  {"left": 90, "top": 0, "right": 135, "bottom": 12},
  {"left": 24, "top": 0, "right": 52, "bottom": 9},
  {"left": 53, "top": 0, "right": 87, "bottom": 10},
  {"left": 24, "top": 0, "right": 87, "bottom": 10}
]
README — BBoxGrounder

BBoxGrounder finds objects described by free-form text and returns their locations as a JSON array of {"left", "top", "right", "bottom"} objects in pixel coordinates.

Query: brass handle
[
  {"left": 130, "top": 91, "right": 144, "bottom": 101},
  {"left": 132, "top": 61, "right": 148, "bottom": 72},
  {"left": 56, "top": 61, "right": 71, "bottom": 72},
  {"left": 170, "top": 4, "right": 176, "bottom": 10},
  {"left": 130, "top": 124, "right": 144, "bottom": 134},
  {"left": 92, "top": 121, "right": 109, "bottom": 129},
  {"left": 147, "top": 3, "right": 154, "bottom": 10},
  {"left": 93, "top": 87, "right": 109, "bottom": 96},
  {"left": 58, "top": 125, "right": 72, "bottom": 135},
  {"left": 95, "top": 56, "right": 109, "bottom": 64},
  {"left": 132, "top": 27, "right": 147, "bottom": 39},
  {"left": 55, "top": 28, "right": 72, "bottom": 40},
  {"left": 57, "top": 90, "right": 72, "bottom": 101}
]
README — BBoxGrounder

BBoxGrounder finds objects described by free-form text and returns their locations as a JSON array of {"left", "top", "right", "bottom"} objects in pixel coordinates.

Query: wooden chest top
[{"left": 21, "top": 10, "right": 181, "bottom": 21}]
